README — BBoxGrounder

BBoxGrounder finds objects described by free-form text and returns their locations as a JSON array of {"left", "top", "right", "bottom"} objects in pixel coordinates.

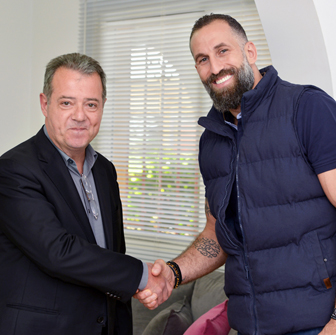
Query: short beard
[{"left": 202, "top": 58, "right": 255, "bottom": 113}]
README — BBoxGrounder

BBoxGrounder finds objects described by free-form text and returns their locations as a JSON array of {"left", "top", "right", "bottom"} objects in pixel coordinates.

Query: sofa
[{"left": 132, "top": 270, "right": 236, "bottom": 335}]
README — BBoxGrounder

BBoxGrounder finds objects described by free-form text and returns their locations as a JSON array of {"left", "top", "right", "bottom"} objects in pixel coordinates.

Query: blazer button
[{"left": 97, "top": 316, "right": 105, "bottom": 324}]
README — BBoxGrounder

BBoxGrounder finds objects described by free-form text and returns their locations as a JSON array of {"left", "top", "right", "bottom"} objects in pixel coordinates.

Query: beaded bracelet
[
  {"left": 331, "top": 307, "right": 336, "bottom": 320},
  {"left": 166, "top": 261, "right": 182, "bottom": 289}
]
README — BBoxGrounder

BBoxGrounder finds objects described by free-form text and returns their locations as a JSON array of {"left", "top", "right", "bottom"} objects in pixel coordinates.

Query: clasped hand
[{"left": 133, "top": 259, "right": 174, "bottom": 310}]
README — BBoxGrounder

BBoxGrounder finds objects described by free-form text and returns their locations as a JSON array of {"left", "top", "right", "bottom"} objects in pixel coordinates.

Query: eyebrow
[
  {"left": 214, "top": 42, "right": 229, "bottom": 50},
  {"left": 58, "top": 96, "right": 76, "bottom": 100},
  {"left": 194, "top": 52, "right": 207, "bottom": 62},
  {"left": 84, "top": 98, "right": 100, "bottom": 103},
  {"left": 58, "top": 96, "right": 100, "bottom": 102}
]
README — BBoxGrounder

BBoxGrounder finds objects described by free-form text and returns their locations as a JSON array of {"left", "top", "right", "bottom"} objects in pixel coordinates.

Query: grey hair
[{"left": 43, "top": 53, "right": 106, "bottom": 102}]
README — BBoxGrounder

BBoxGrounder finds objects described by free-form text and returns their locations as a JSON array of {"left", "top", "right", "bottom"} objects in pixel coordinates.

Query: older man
[
  {"left": 136, "top": 14, "right": 336, "bottom": 335},
  {"left": 0, "top": 53, "right": 171, "bottom": 335}
]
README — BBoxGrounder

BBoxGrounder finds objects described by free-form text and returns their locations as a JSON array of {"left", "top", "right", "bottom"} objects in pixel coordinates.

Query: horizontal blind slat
[{"left": 80, "top": 0, "right": 272, "bottom": 263}]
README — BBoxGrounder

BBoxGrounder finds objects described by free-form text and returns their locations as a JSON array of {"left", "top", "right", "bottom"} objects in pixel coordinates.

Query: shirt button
[{"left": 97, "top": 316, "right": 105, "bottom": 324}]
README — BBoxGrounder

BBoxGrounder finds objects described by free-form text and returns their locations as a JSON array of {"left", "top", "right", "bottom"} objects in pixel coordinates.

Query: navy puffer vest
[{"left": 198, "top": 66, "right": 336, "bottom": 334}]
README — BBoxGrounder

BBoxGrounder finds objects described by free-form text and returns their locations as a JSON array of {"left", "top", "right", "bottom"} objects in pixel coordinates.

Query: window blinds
[{"left": 79, "top": 0, "right": 271, "bottom": 263}]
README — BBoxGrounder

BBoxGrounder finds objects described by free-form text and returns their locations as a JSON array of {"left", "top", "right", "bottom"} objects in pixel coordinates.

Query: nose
[
  {"left": 209, "top": 57, "right": 223, "bottom": 76},
  {"left": 72, "top": 105, "right": 87, "bottom": 122}
]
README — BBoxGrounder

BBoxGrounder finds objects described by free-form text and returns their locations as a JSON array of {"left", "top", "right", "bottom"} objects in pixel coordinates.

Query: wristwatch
[{"left": 331, "top": 307, "right": 336, "bottom": 320}]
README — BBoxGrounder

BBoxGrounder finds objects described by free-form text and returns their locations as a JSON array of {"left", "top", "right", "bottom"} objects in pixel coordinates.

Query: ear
[
  {"left": 244, "top": 41, "right": 258, "bottom": 65},
  {"left": 40, "top": 93, "right": 48, "bottom": 117}
]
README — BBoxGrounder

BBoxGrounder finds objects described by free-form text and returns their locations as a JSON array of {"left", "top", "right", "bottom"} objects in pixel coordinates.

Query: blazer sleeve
[{"left": 0, "top": 156, "right": 143, "bottom": 303}]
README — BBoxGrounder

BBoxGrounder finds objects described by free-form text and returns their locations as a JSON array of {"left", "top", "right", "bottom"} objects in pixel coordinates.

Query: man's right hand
[{"left": 134, "top": 259, "right": 174, "bottom": 310}]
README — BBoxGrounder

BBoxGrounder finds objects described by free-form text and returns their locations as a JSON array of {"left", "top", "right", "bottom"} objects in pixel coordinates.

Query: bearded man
[{"left": 135, "top": 14, "right": 336, "bottom": 335}]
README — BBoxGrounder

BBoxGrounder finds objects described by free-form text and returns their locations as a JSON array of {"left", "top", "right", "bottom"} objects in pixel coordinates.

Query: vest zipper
[
  {"left": 245, "top": 265, "right": 249, "bottom": 279},
  {"left": 236, "top": 152, "right": 259, "bottom": 334}
]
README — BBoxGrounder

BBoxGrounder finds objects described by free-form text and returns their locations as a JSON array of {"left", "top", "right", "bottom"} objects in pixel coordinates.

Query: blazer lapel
[
  {"left": 35, "top": 129, "right": 97, "bottom": 245},
  {"left": 92, "top": 161, "right": 114, "bottom": 250}
]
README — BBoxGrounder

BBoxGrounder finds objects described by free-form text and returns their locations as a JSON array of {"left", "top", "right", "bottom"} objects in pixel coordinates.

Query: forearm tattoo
[{"left": 192, "top": 237, "right": 220, "bottom": 258}]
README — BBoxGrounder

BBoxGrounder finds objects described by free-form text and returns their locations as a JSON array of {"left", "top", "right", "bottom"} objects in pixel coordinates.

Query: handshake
[{"left": 134, "top": 259, "right": 177, "bottom": 310}]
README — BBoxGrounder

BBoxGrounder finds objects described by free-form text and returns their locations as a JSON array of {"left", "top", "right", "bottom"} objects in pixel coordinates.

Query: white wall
[
  {"left": 1, "top": 0, "right": 336, "bottom": 155},
  {"left": 312, "top": 0, "right": 336, "bottom": 97},
  {"left": 0, "top": 1, "right": 33, "bottom": 155},
  {"left": 0, "top": 0, "right": 80, "bottom": 155},
  {"left": 255, "top": 0, "right": 335, "bottom": 97}
]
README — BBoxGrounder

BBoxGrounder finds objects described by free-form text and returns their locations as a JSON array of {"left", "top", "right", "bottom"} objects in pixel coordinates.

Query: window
[{"left": 79, "top": 0, "right": 271, "bottom": 262}]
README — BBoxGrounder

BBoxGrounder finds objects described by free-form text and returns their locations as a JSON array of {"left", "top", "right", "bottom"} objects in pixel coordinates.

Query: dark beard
[{"left": 202, "top": 59, "right": 255, "bottom": 112}]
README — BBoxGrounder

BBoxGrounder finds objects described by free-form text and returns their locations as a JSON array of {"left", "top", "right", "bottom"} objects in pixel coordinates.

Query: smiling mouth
[
  {"left": 215, "top": 74, "right": 233, "bottom": 85},
  {"left": 69, "top": 127, "right": 88, "bottom": 132}
]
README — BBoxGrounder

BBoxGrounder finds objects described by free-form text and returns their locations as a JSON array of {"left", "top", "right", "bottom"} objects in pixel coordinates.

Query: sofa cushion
[
  {"left": 184, "top": 300, "right": 230, "bottom": 335},
  {"left": 191, "top": 271, "right": 227, "bottom": 321},
  {"left": 142, "top": 296, "right": 193, "bottom": 335}
]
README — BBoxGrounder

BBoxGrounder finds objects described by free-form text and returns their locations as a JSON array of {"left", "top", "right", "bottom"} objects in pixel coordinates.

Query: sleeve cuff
[{"left": 138, "top": 261, "right": 148, "bottom": 290}]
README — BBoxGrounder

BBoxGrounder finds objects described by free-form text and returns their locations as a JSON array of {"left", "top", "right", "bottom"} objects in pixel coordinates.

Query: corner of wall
[{"left": 254, "top": 0, "right": 333, "bottom": 97}]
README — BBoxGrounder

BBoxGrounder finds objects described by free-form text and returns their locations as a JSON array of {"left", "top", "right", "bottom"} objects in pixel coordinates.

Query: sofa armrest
[
  {"left": 191, "top": 271, "right": 227, "bottom": 320},
  {"left": 142, "top": 296, "right": 193, "bottom": 335}
]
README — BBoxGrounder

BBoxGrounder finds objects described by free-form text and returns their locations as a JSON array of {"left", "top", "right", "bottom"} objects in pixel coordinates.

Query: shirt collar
[
  {"left": 223, "top": 112, "right": 241, "bottom": 130},
  {"left": 43, "top": 125, "right": 98, "bottom": 175}
]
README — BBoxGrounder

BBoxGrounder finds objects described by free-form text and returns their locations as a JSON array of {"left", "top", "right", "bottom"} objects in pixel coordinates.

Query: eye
[
  {"left": 86, "top": 102, "right": 98, "bottom": 110},
  {"left": 61, "top": 101, "right": 71, "bottom": 107},
  {"left": 219, "top": 49, "right": 228, "bottom": 55},
  {"left": 197, "top": 56, "right": 208, "bottom": 65}
]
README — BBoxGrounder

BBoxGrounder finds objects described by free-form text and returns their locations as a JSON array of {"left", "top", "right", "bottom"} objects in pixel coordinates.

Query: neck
[
  {"left": 251, "top": 64, "right": 263, "bottom": 89},
  {"left": 75, "top": 161, "right": 85, "bottom": 175},
  {"left": 229, "top": 108, "right": 241, "bottom": 125},
  {"left": 61, "top": 147, "right": 86, "bottom": 175},
  {"left": 70, "top": 153, "right": 85, "bottom": 175}
]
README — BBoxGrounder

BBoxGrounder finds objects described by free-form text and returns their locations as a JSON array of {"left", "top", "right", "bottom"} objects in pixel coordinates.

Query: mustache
[{"left": 205, "top": 68, "right": 237, "bottom": 85}]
